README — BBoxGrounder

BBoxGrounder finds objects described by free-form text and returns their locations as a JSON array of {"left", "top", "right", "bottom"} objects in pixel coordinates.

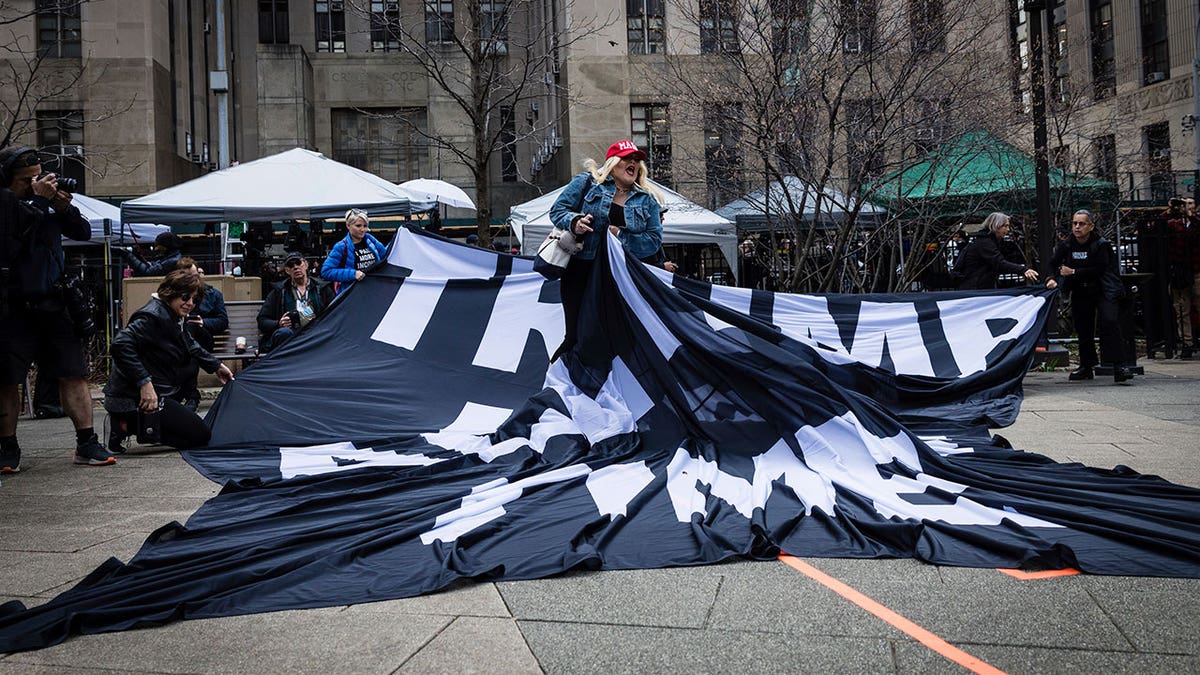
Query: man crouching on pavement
[{"left": 0, "top": 146, "right": 114, "bottom": 472}]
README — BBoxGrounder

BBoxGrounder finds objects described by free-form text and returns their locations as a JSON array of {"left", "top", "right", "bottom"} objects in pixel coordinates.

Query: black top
[
  {"left": 954, "top": 233, "right": 1027, "bottom": 290},
  {"left": 608, "top": 202, "right": 626, "bottom": 230}
]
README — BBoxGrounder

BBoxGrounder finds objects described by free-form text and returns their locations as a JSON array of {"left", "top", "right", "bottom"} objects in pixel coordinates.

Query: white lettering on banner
[
  {"left": 587, "top": 462, "right": 656, "bottom": 518},
  {"left": 473, "top": 276, "right": 564, "bottom": 371},
  {"left": 370, "top": 277, "right": 446, "bottom": 349},
  {"left": 279, "top": 441, "right": 441, "bottom": 480},
  {"left": 768, "top": 294, "right": 857, "bottom": 364},
  {"left": 937, "top": 295, "right": 1044, "bottom": 377},
  {"left": 848, "top": 301, "right": 935, "bottom": 376},
  {"left": 421, "top": 465, "right": 592, "bottom": 544},
  {"left": 666, "top": 437, "right": 835, "bottom": 521},
  {"left": 665, "top": 412, "right": 1061, "bottom": 528}
]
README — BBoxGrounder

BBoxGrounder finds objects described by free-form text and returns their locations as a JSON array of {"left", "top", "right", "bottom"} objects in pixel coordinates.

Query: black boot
[
  {"left": 1068, "top": 366, "right": 1094, "bottom": 381},
  {"left": 1113, "top": 363, "right": 1134, "bottom": 384}
]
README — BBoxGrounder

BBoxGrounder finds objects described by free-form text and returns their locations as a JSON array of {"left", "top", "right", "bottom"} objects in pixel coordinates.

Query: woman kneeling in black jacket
[{"left": 104, "top": 269, "right": 234, "bottom": 452}]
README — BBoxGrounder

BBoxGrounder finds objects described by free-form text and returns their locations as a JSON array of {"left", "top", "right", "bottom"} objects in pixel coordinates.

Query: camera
[
  {"left": 287, "top": 310, "right": 301, "bottom": 328},
  {"left": 57, "top": 276, "right": 96, "bottom": 338},
  {"left": 1168, "top": 197, "right": 1184, "bottom": 209},
  {"left": 38, "top": 172, "right": 78, "bottom": 193}
]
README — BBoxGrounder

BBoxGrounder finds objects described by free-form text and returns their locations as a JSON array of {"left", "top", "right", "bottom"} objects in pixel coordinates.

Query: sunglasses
[
  {"left": 179, "top": 293, "right": 195, "bottom": 303},
  {"left": 286, "top": 259, "right": 304, "bottom": 268}
]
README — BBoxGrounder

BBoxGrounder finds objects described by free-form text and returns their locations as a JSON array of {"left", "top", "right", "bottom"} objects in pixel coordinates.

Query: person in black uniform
[
  {"left": 1045, "top": 209, "right": 1132, "bottom": 383},
  {"left": 954, "top": 212, "right": 1040, "bottom": 290}
]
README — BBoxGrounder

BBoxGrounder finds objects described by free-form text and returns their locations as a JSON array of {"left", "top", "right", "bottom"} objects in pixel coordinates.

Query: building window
[
  {"left": 1009, "top": 3, "right": 1027, "bottom": 107},
  {"left": 627, "top": 0, "right": 665, "bottom": 55},
  {"left": 700, "top": 0, "right": 739, "bottom": 54},
  {"left": 631, "top": 103, "right": 671, "bottom": 186},
  {"left": 1093, "top": 134, "right": 1116, "bottom": 183},
  {"left": 371, "top": 1, "right": 401, "bottom": 52},
  {"left": 1140, "top": 0, "right": 1169, "bottom": 85},
  {"left": 476, "top": 0, "right": 508, "bottom": 55},
  {"left": 913, "top": 98, "right": 947, "bottom": 153},
  {"left": 332, "top": 108, "right": 428, "bottom": 182},
  {"left": 500, "top": 106, "right": 517, "bottom": 182},
  {"left": 36, "top": 0, "right": 81, "bottom": 58},
  {"left": 704, "top": 104, "right": 743, "bottom": 208},
  {"left": 1048, "top": 0, "right": 1068, "bottom": 107},
  {"left": 1145, "top": 121, "right": 1171, "bottom": 200},
  {"left": 36, "top": 110, "right": 85, "bottom": 193},
  {"left": 909, "top": 0, "right": 945, "bottom": 53},
  {"left": 258, "top": 0, "right": 289, "bottom": 45},
  {"left": 841, "top": 0, "right": 876, "bottom": 54},
  {"left": 770, "top": 0, "right": 808, "bottom": 58},
  {"left": 426, "top": 0, "right": 455, "bottom": 45},
  {"left": 846, "top": 98, "right": 884, "bottom": 179},
  {"left": 316, "top": 1, "right": 346, "bottom": 53},
  {"left": 1090, "top": 0, "right": 1114, "bottom": 99}
]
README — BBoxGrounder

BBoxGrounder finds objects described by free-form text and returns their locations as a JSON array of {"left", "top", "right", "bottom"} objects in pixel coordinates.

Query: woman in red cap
[{"left": 547, "top": 140, "right": 665, "bottom": 361}]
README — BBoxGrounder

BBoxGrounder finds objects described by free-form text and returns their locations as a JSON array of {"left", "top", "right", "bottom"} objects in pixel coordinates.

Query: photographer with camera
[
  {"left": 117, "top": 231, "right": 183, "bottom": 278},
  {"left": 257, "top": 251, "right": 333, "bottom": 353},
  {"left": 0, "top": 145, "right": 114, "bottom": 472}
]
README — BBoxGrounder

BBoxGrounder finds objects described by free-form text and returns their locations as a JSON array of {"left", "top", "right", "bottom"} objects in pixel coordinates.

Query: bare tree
[
  {"left": 346, "top": 0, "right": 608, "bottom": 244},
  {"left": 0, "top": 0, "right": 138, "bottom": 182},
  {"left": 653, "top": 0, "right": 1018, "bottom": 292}
]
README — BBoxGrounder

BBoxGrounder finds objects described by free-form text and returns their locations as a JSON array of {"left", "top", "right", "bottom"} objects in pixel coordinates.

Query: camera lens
[{"left": 56, "top": 176, "right": 78, "bottom": 192}]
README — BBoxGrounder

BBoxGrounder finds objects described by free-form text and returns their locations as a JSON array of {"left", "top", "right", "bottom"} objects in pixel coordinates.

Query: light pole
[{"left": 1024, "top": 0, "right": 1067, "bottom": 365}]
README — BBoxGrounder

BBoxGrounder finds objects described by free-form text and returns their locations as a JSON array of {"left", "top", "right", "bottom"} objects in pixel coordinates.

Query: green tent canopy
[{"left": 867, "top": 130, "right": 1117, "bottom": 218}]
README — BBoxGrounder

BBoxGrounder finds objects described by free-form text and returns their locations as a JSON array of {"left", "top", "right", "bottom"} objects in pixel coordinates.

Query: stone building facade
[{"left": 2, "top": 0, "right": 1194, "bottom": 214}]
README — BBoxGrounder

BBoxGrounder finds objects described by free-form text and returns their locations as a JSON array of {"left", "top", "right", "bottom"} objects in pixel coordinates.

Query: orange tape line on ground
[
  {"left": 778, "top": 555, "right": 1007, "bottom": 675},
  {"left": 997, "top": 568, "right": 1080, "bottom": 580}
]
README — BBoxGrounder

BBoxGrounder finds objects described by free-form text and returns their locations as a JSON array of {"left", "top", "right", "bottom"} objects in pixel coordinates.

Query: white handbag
[{"left": 534, "top": 227, "right": 580, "bottom": 280}]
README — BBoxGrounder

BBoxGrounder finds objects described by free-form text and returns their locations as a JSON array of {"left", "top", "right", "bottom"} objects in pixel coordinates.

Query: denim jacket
[{"left": 548, "top": 172, "right": 663, "bottom": 261}]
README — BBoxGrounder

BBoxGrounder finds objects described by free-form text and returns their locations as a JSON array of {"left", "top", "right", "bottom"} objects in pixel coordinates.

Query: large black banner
[{"left": 2, "top": 229, "right": 1196, "bottom": 653}]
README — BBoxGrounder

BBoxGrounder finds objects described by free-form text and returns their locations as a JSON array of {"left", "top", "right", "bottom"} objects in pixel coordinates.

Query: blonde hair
[
  {"left": 345, "top": 207, "right": 369, "bottom": 227},
  {"left": 583, "top": 156, "right": 665, "bottom": 205}
]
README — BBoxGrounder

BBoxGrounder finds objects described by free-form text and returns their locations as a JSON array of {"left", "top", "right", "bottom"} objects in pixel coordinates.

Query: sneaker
[
  {"left": 0, "top": 445, "right": 19, "bottom": 474},
  {"left": 74, "top": 434, "right": 116, "bottom": 466}
]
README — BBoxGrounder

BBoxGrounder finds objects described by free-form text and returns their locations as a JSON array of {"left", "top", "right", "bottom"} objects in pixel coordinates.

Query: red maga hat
[{"left": 605, "top": 140, "right": 647, "bottom": 161}]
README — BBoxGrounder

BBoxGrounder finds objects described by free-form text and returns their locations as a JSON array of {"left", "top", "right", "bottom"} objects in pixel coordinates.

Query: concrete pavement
[{"left": 1, "top": 358, "right": 1198, "bottom": 673}]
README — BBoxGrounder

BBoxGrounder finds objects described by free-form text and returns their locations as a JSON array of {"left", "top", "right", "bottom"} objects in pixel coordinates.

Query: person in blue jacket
[
  {"left": 548, "top": 139, "right": 664, "bottom": 361},
  {"left": 321, "top": 208, "right": 387, "bottom": 294}
]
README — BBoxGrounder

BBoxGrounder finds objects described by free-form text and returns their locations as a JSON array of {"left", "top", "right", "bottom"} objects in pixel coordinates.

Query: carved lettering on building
[
  {"left": 328, "top": 70, "right": 423, "bottom": 98},
  {"left": 1116, "top": 78, "right": 1192, "bottom": 116}
]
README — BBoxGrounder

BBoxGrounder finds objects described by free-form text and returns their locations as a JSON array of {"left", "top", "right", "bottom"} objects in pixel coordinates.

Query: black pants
[
  {"left": 1072, "top": 290, "right": 1123, "bottom": 368},
  {"left": 551, "top": 257, "right": 594, "bottom": 362},
  {"left": 182, "top": 324, "right": 215, "bottom": 403},
  {"left": 112, "top": 398, "right": 211, "bottom": 450}
]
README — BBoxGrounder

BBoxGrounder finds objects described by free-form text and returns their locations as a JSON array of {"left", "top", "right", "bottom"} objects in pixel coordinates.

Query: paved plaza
[{"left": 1, "top": 358, "right": 1198, "bottom": 674}]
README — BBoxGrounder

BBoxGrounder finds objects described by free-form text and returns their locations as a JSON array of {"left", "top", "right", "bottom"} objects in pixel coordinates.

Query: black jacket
[
  {"left": 0, "top": 189, "right": 91, "bottom": 301},
  {"left": 104, "top": 297, "right": 221, "bottom": 410},
  {"left": 118, "top": 248, "right": 182, "bottom": 278},
  {"left": 1047, "top": 231, "right": 1123, "bottom": 301},
  {"left": 954, "top": 232, "right": 1028, "bottom": 290},
  {"left": 257, "top": 277, "right": 334, "bottom": 340}
]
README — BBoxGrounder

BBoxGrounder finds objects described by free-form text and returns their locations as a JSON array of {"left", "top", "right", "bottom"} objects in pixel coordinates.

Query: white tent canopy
[
  {"left": 62, "top": 193, "right": 169, "bottom": 246},
  {"left": 121, "top": 148, "right": 430, "bottom": 224},
  {"left": 510, "top": 179, "right": 738, "bottom": 277},
  {"left": 716, "top": 176, "right": 886, "bottom": 230}
]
